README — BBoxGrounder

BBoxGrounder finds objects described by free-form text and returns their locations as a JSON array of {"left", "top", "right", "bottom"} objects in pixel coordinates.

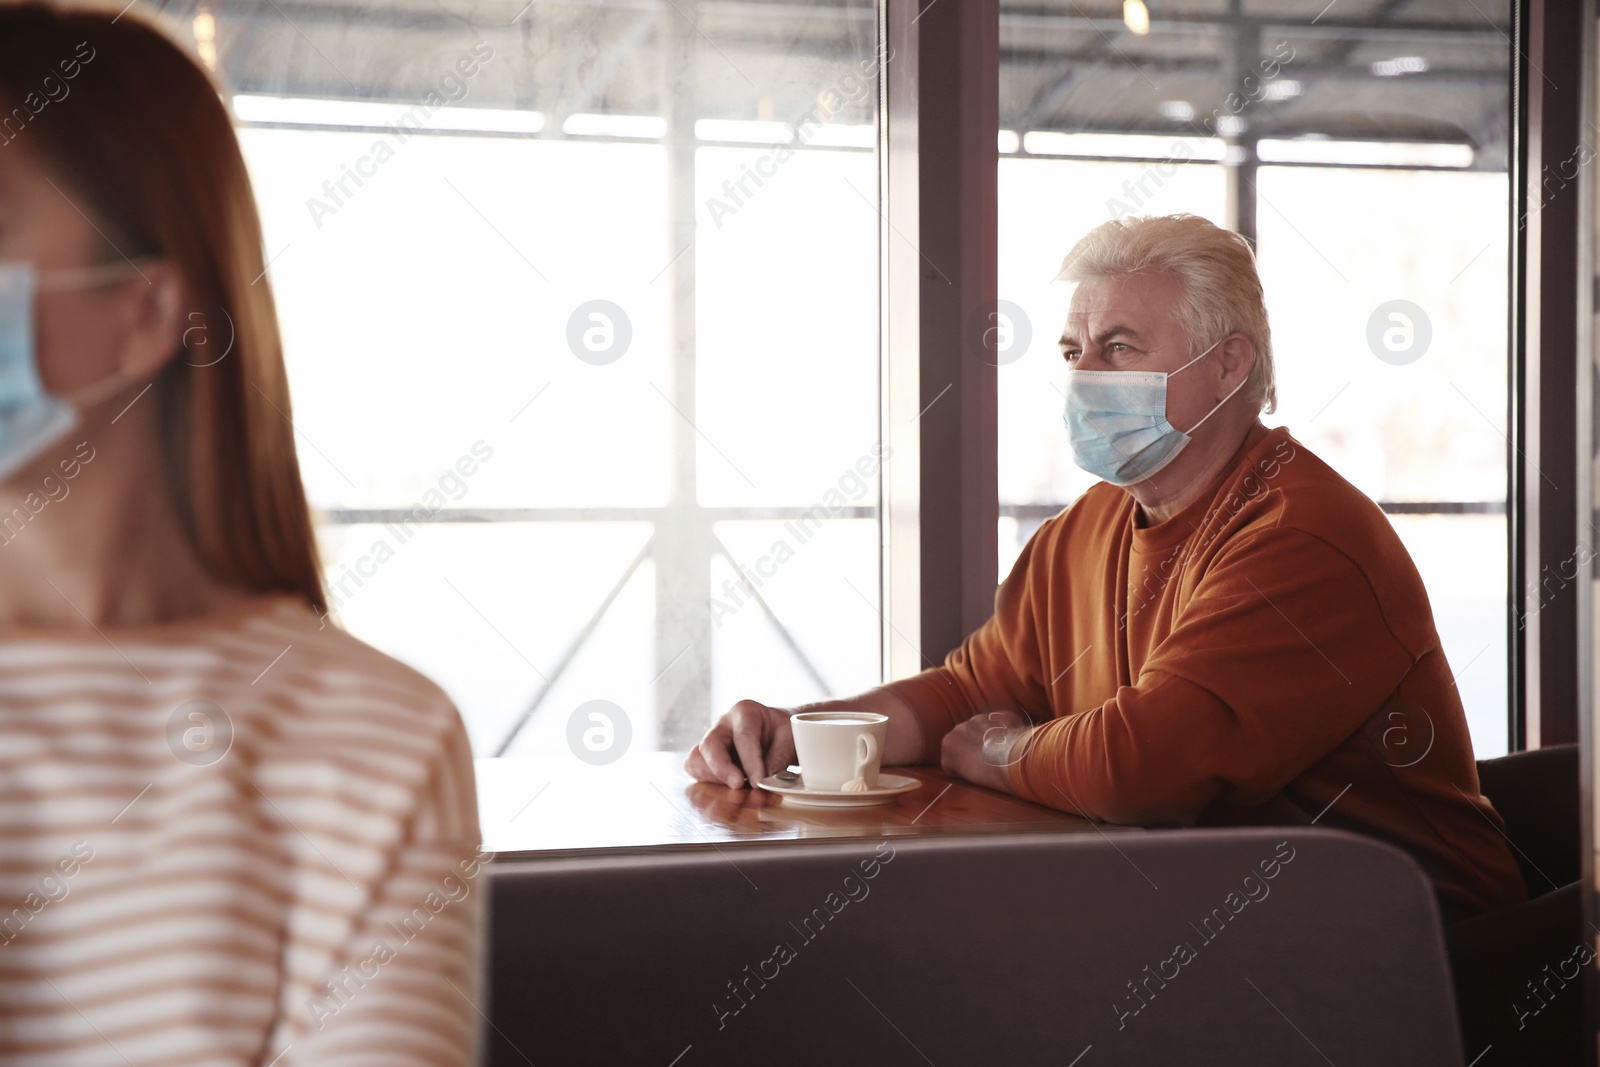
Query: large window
[
  {"left": 996, "top": 0, "right": 1512, "bottom": 756},
  {"left": 204, "top": 2, "right": 884, "bottom": 798},
  {"left": 157, "top": 0, "right": 1518, "bottom": 819}
]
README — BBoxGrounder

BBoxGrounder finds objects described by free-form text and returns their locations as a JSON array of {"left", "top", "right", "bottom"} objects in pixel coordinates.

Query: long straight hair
[{"left": 0, "top": 1, "right": 326, "bottom": 613}]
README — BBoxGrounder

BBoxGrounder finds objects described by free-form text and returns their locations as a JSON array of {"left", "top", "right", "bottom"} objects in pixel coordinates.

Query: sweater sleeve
[
  {"left": 281, "top": 705, "right": 484, "bottom": 1067},
  {"left": 885, "top": 523, "right": 1057, "bottom": 764},
  {"left": 1007, "top": 527, "right": 1418, "bottom": 824}
]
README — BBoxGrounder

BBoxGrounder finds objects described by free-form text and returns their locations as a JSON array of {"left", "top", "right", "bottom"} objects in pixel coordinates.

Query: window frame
[{"left": 880, "top": 0, "right": 1001, "bottom": 676}]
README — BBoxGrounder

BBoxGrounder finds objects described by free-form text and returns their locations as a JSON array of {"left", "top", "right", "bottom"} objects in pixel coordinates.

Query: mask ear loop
[
  {"left": 35, "top": 259, "right": 152, "bottom": 293},
  {"left": 1180, "top": 346, "right": 1252, "bottom": 437},
  {"left": 1167, "top": 336, "right": 1224, "bottom": 378},
  {"left": 63, "top": 369, "right": 132, "bottom": 409}
]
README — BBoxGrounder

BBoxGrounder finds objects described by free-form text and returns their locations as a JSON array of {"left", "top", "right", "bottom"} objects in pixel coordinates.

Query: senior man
[{"left": 686, "top": 213, "right": 1525, "bottom": 921}]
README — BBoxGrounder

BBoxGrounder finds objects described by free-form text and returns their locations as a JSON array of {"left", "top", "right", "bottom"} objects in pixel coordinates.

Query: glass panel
[
  {"left": 186, "top": 2, "right": 884, "bottom": 797},
  {"left": 318, "top": 523, "right": 656, "bottom": 758},
  {"left": 997, "top": 0, "right": 1511, "bottom": 755},
  {"left": 1387, "top": 515, "right": 1509, "bottom": 758},
  {"left": 710, "top": 518, "right": 881, "bottom": 714},
  {"left": 1256, "top": 165, "right": 1509, "bottom": 757}
]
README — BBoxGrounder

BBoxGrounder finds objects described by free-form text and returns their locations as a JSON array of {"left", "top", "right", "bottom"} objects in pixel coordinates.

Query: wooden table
[{"left": 477, "top": 750, "right": 1135, "bottom": 858}]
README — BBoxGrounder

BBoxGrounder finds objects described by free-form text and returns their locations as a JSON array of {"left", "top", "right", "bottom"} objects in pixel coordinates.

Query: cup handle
[{"left": 855, "top": 733, "right": 880, "bottom": 788}]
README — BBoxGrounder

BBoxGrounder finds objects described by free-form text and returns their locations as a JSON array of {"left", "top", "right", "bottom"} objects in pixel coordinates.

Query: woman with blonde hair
[{"left": 0, "top": 3, "right": 480, "bottom": 1063}]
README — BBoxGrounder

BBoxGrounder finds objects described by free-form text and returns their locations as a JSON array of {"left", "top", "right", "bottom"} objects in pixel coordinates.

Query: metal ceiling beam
[
  {"left": 1015, "top": 67, "right": 1079, "bottom": 133},
  {"left": 207, "top": 0, "right": 1507, "bottom": 44},
  {"left": 999, "top": 3, "right": 1507, "bottom": 40},
  {"left": 995, "top": 57, "right": 1503, "bottom": 78}
]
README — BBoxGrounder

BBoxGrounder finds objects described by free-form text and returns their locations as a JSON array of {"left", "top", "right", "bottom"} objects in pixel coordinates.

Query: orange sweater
[{"left": 891, "top": 423, "right": 1526, "bottom": 920}]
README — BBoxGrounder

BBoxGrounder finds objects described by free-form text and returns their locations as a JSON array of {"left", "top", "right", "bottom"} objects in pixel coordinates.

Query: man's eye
[{"left": 1062, "top": 351, "right": 1079, "bottom": 363}]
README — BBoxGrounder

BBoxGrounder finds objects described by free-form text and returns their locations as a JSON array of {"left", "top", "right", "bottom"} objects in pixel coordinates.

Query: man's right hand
[{"left": 684, "top": 699, "right": 796, "bottom": 789}]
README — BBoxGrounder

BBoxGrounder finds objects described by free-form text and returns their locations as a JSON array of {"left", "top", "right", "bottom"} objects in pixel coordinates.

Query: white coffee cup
[{"left": 790, "top": 711, "right": 888, "bottom": 791}]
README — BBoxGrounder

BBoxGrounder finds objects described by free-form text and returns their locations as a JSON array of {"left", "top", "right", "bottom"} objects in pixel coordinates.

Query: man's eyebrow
[{"left": 1059, "top": 325, "right": 1142, "bottom": 348}]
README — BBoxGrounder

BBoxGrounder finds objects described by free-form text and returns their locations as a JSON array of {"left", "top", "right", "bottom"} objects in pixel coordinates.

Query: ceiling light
[
  {"left": 1371, "top": 56, "right": 1429, "bottom": 77},
  {"left": 1021, "top": 131, "right": 1226, "bottom": 161},
  {"left": 1123, "top": 0, "right": 1151, "bottom": 36},
  {"left": 562, "top": 113, "right": 666, "bottom": 139},
  {"left": 1256, "top": 138, "right": 1473, "bottom": 167},
  {"left": 192, "top": 5, "right": 217, "bottom": 71},
  {"left": 694, "top": 119, "right": 794, "bottom": 144}
]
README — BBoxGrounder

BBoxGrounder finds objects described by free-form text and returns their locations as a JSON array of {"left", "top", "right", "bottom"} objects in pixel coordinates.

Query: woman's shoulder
[
  {"left": 194, "top": 595, "right": 470, "bottom": 760},
  {"left": 227, "top": 597, "right": 477, "bottom": 821}
]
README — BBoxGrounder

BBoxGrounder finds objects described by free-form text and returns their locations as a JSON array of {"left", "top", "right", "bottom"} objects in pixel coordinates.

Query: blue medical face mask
[
  {"left": 1063, "top": 338, "right": 1248, "bottom": 487},
  {"left": 0, "top": 259, "right": 133, "bottom": 482}
]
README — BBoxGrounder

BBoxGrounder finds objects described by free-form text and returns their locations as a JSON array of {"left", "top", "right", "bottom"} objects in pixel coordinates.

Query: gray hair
[{"left": 1057, "top": 214, "right": 1276, "bottom": 414}]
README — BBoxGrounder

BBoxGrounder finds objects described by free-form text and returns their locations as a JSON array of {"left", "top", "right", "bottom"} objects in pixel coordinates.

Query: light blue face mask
[
  {"left": 1063, "top": 338, "right": 1247, "bottom": 487},
  {"left": 0, "top": 259, "right": 132, "bottom": 482}
]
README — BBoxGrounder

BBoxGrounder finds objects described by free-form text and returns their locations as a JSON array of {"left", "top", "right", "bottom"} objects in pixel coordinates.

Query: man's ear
[
  {"left": 116, "top": 260, "right": 188, "bottom": 382},
  {"left": 1217, "top": 332, "right": 1256, "bottom": 398}
]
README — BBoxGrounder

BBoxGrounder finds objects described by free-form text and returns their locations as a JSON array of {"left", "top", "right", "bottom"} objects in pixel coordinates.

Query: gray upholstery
[{"left": 485, "top": 827, "right": 1462, "bottom": 1065}]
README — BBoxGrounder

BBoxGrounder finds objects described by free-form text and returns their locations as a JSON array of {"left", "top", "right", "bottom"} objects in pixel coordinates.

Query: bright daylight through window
[
  {"left": 207, "top": 0, "right": 1514, "bottom": 827},
  {"left": 994, "top": 0, "right": 1512, "bottom": 756},
  {"left": 219, "top": 2, "right": 883, "bottom": 821}
]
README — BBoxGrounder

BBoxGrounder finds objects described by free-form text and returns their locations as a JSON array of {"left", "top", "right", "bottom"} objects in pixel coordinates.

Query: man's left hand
[{"left": 940, "top": 709, "right": 1033, "bottom": 793}]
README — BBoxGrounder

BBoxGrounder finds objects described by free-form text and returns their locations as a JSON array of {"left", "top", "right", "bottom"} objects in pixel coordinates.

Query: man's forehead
[
  {"left": 1066, "top": 296, "right": 1144, "bottom": 319},
  {"left": 1062, "top": 278, "right": 1177, "bottom": 336},
  {"left": 1061, "top": 299, "right": 1151, "bottom": 337}
]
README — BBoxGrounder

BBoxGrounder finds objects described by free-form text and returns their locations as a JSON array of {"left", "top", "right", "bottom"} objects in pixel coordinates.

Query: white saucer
[{"left": 755, "top": 772, "right": 922, "bottom": 808}]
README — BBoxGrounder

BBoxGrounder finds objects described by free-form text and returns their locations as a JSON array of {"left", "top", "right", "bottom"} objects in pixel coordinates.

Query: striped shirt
[{"left": 0, "top": 595, "right": 482, "bottom": 1066}]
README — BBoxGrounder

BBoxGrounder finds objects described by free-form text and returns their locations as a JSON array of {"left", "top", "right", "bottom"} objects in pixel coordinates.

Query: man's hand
[
  {"left": 940, "top": 709, "right": 1033, "bottom": 792},
  {"left": 684, "top": 700, "right": 796, "bottom": 789}
]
